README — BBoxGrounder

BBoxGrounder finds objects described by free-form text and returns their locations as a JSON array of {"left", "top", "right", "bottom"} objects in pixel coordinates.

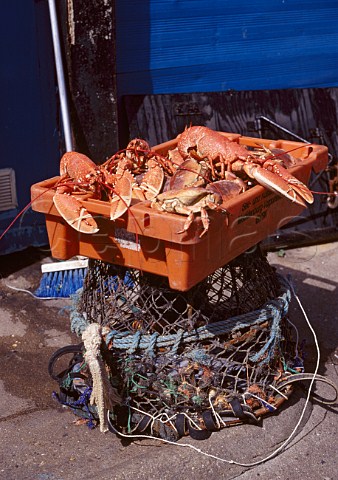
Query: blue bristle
[
  {"left": 35, "top": 264, "right": 133, "bottom": 299},
  {"left": 100, "top": 270, "right": 134, "bottom": 294},
  {"left": 34, "top": 268, "right": 88, "bottom": 298},
  {"left": 34, "top": 271, "right": 53, "bottom": 297},
  {"left": 124, "top": 271, "right": 134, "bottom": 288}
]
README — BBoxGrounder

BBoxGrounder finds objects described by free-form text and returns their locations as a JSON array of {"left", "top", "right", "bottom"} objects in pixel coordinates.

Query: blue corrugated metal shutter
[{"left": 116, "top": 0, "right": 338, "bottom": 96}]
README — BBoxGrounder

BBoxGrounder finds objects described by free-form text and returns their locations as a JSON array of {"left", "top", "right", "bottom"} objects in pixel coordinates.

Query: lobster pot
[{"left": 70, "top": 248, "right": 299, "bottom": 440}]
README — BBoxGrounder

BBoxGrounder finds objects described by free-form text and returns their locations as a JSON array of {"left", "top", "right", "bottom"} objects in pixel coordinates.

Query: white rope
[
  {"left": 106, "top": 278, "right": 321, "bottom": 467},
  {"left": 82, "top": 323, "right": 121, "bottom": 433},
  {"left": 286, "top": 316, "right": 300, "bottom": 358},
  {"left": 129, "top": 405, "right": 203, "bottom": 435},
  {"left": 268, "top": 383, "right": 289, "bottom": 400},
  {"left": 4, "top": 284, "right": 61, "bottom": 300},
  {"left": 242, "top": 392, "right": 277, "bottom": 411},
  {"left": 208, "top": 392, "right": 225, "bottom": 429}
]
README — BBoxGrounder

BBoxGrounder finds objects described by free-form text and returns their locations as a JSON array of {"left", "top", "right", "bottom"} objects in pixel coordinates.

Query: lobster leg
[
  {"left": 242, "top": 162, "right": 313, "bottom": 207},
  {"left": 53, "top": 192, "right": 99, "bottom": 234}
]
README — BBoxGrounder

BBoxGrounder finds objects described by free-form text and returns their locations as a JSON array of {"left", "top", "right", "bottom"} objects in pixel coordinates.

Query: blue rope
[
  {"left": 249, "top": 275, "right": 293, "bottom": 365},
  {"left": 52, "top": 386, "right": 96, "bottom": 429},
  {"left": 128, "top": 330, "right": 142, "bottom": 354},
  {"left": 69, "top": 274, "right": 291, "bottom": 357},
  {"left": 70, "top": 310, "right": 89, "bottom": 336},
  {"left": 146, "top": 332, "right": 159, "bottom": 357},
  {"left": 69, "top": 289, "right": 89, "bottom": 336},
  {"left": 249, "top": 299, "right": 282, "bottom": 364},
  {"left": 104, "top": 275, "right": 290, "bottom": 353},
  {"left": 170, "top": 329, "right": 184, "bottom": 355}
]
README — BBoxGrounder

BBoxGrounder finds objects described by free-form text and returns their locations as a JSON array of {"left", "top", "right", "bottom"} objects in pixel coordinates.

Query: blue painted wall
[
  {"left": 116, "top": 0, "right": 338, "bottom": 96},
  {"left": 0, "top": 1, "right": 60, "bottom": 254}
]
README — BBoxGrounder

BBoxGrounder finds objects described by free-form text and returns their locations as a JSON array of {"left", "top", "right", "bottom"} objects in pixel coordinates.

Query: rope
[
  {"left": 82, "top": 323, "right": 121, "bottom": 432},
  {"left": 170, "top": 329, "right": 185, "bottom": 355},
  {"left": 103, "top": 274, "right": 290, "bottom": 353},
  {"left": 249, "top": 300, "right": 282, "bottom": 364},
  {"left": 145, "top": 332, "right": 159, "bottom": 357},
  {"left": 70, "top": 310, "right": 89, "bottom": 336},
  {"left": 69, "top": 289, "right": 89, "bottom": 336},
  {"left": 4, "top": 283, "right": 61, "bottom": 300},
  {"left": 128, "top": 330, "right": 142, "bottom": 354},
  {"left": 52, "top": 388, "right": 96, "bottom": 429}
]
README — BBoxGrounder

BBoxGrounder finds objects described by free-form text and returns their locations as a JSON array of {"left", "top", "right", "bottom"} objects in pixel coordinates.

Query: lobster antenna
[{"left": 48, "top": 0, "right": 73, "bottom": 152}]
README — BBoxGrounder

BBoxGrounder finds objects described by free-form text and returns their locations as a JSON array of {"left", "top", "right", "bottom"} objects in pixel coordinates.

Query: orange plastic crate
[{"left": 31, "top": 133, "right": 328, "bottom": 291}]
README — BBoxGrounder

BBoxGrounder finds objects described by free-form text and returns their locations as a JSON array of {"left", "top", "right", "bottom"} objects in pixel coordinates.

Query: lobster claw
[
  {"left": 139, "top": 158, "right": 165, "bottom": 200},
  {"left": 243, "top": 162, "right": 313, "bottom": 207},
  {"left": 110, "top": 173, "right": 132, "bottom": 220},
  {"left": 53, "top": 192, "right": 99, "bottom": 234}
]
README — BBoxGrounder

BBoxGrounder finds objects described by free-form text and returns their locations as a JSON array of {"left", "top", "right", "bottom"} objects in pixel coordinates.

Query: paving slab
[{"left": 0, "top": 244, "right": 337, "bottom": 480}]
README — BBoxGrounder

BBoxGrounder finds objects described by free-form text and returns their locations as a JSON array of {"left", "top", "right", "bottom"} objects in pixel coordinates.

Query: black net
[
  {"left": 80, "top": 247, "right": 281, "bottom": 334},
  {"left": 67, "top": 247, "right": 300, "bottom": 439}
]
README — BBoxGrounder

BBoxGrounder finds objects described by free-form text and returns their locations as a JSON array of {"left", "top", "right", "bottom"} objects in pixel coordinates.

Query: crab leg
[{"left": 242, "top": 161, "right": 313, "bottom": 207}]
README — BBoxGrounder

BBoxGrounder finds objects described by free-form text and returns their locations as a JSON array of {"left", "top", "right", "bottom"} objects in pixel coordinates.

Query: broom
[{"left": 34, "top": 258, "right": 88, "bottom": 298}]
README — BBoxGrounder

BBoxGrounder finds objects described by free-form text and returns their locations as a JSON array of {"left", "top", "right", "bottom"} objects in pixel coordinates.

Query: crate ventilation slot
[{"left": 0, "top": 168, "right": 18, "bottom": 211}]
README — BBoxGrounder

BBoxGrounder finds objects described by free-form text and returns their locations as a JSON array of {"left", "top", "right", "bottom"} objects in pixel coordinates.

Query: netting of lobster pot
[{"left": 71, "top": 247, "right": 300, "bottom": 440}]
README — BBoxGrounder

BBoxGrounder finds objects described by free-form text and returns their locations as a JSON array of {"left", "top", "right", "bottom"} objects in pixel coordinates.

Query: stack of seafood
[{"left": 53, "top": 126, "right": 314, "bottom": 238}]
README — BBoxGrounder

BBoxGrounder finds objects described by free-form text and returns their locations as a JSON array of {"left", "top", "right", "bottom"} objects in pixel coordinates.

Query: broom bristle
[{"left": 34, "top": 267, "right": 87, "bottom": 298}]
